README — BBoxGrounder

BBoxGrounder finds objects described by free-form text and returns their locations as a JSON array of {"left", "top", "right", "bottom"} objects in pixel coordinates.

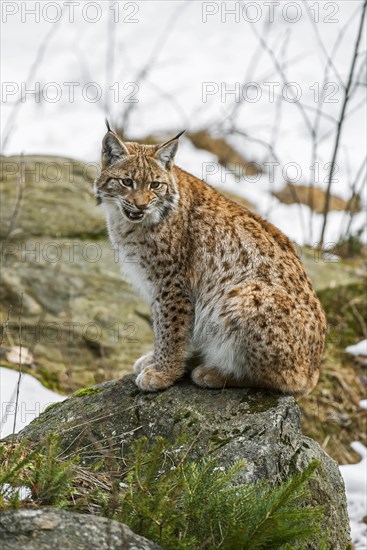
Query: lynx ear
[
  {"left": 154, "top": 130, "right": 185, "bottom": 169},
  {"left": 102, "top": 123, "right": 129, "bottom": 167}
]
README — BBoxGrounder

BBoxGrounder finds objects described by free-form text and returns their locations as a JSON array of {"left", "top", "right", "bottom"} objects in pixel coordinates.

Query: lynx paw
[
  {"left": 191, "top": 366, "right": 226, "bottom": 389},
  {"left": 132, "top": 351, "right": 155, "bottom": 374},
  {"left": 135, "top": 366, "right": 175, "bottom": 392}
]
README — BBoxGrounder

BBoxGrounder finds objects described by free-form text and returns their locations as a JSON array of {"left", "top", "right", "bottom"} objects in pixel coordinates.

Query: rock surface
[
  {"left": 0, "top": 508, "right": 162, "bottom": 550},
  {"left": 17, "top": 375, "right": 351, "bottom": 549},
  {"left": 0, "top": 155, "right": 153, "bottom": 392}
]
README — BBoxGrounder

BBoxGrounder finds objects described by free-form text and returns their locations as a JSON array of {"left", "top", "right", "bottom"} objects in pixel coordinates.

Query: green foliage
[
  {"left": 103, "top": 437, "right": 325, "bottom": 550},
  {"left": 26, "top": 435, "right": 77, "bottom": 506},
  {"left": 37, "top": 368, "right": 61, "bottom": 391},
  {"left": 318, "top": 281, "right": 366, "bottom": 349},
  {"left": 334, "top": 227, "right": 364, "bottom": 258},
  {"left": 0, "top": 435, "right": 77, "bottom": 509},
  {"left": 0, "top": 435, "right": 326, "bottom": 549},
  {"left": 0, "top": 442, "right": 35, "bottom": 509}
]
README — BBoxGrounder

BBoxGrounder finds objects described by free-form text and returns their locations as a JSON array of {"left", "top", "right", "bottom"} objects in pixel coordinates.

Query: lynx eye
[
  {"left": 119, "top": 178, "right": 133, "bottom": 188},
  {"left": 150, "top": 181, "right": 163, "bottom": 190}
]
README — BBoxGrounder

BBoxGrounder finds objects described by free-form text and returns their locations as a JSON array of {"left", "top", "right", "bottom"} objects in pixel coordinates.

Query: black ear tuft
[
  {"left": 102, "top": 132, "right": 129, "bottom": 168},
  {"left": 172, "top": 129, "right": 186, "bottom": 140},
  {"left": 154, "top": 131, "right": 185, "bottom": 169},
  {"left": 105, "top": 118, "right": 112, "bottom": 132}
]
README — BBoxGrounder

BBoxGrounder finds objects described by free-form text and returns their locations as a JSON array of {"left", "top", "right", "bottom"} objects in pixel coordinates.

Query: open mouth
[{"left": 123, "top": 208, "right": 145, "bottom": 222}]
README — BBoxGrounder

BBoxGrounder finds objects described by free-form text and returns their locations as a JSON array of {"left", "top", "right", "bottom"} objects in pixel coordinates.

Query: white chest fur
[
  {"left": 103, "top": 203, "right": 154, "bottom": 304},
  {"left": 118, "top": 250, "right": 154, "bottom": 304}
]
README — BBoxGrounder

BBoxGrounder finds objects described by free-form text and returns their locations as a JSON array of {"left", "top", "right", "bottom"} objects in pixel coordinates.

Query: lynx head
[{"left": 95, "top": 123, "right": 184, "bottom": 224}]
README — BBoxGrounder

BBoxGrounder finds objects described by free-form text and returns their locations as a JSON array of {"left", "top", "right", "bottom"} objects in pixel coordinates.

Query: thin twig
[
  {"left": 306, "top": 12, "right": 351, "bottom": 243},
  {"left": 2, "top": 19, "right": 63, "bottom": 151},
  {"left": 231, "top": 127, "right": 308, "bottom": 238},
  {"left": 301, "top": 0, "right": 362, "bottom": 87},
  {"left": 12, "top": 293, "right": 24, "bottom": 436},
  {"left": 104, "top": 1, "right": 117, "bottom": 118},
  {"left": 248, "top": 18, "right": 314, "bottom": 137},
  {"left": 319, "top": 0, "right": 367, "bottom": 246},
  {"left": 3, "top": 153, "right": 26, "bottom": 242},
  {"left": 339, "top": 157, "right": 367, "bottom": 240},
  {"left": 349, "top": 300, "right": 367, "bottom": 338},
  {"left": 119, "top": 1, "right": 191, "bottom": 133}
]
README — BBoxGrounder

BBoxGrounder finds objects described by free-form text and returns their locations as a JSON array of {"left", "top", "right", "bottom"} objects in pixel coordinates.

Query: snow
[
  {"left": 0, "top": 366, "right": 65, "bottom": 439},
  {"left": 1, "top": 483, "right": 32, "bottom": 503},
  {"left": 342, "top": 342, "right": 367, "bottom": 547},
  {"left": 346, "top": 339, "right": 367, "bottom": 363},
  {"left": 1, "top": 0, "right": 366, "bottom": 246},
  {"left": 340, "top": 442, "right": 367, "bottom": 550}
]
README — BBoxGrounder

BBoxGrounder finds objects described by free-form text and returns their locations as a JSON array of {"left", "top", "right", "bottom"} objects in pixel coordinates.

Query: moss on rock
[{"left": 73, "top": 387, "right": 102, "bottom": 397}]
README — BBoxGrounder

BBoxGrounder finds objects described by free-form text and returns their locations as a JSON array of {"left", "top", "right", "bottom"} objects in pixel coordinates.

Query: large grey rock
[
  {"left": 0, "top": 155, "right": 153, "bottom": 392},
  {"left": 0, "top": 237, "right": 153, "bottom": 391},
  {"left": 0, "top": 155, "right": 105, "bottom": 239},
  {"left": 0, "top": 508, "right": 162, "bottom": 550},
  {"left": 17, "top": 375, "right": 351, "bottom": 549}
]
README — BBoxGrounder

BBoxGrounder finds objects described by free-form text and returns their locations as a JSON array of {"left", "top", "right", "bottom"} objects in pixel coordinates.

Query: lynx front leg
[
  {"left": 132, "top": 351, "right": 154, "bottom": 374},
  {"left": 135, "top": 286, "right": 192, "bottom": 391}
]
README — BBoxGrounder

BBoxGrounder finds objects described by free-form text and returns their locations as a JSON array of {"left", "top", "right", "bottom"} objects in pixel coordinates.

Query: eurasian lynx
[{"left": 95, "top": 125, "right": 326, "bottom": 396}]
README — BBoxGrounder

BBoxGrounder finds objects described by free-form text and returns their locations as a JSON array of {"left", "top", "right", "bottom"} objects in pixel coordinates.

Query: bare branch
[
  {"left": 3, "top": 153, "right": 26, "bottom": 241},
  {"left": 12, "top": 293, "right": 24, "bottom": 436},
  {"left": 2, "top": 17, "right": 63, "bottom": 152},
  {"left": 231, "top": 127, "right": 308, "bottom": 238},
  {"left": 338, "top": 156, "right": 367, "bottom": 240},
  {"left": 248, "top": 19, "right": 314, "bottom": 137},
  {"left": 119, "top": 1, "right": 191, "bottom": 132},
  {"left": 320, "top": 0, "right": 367, "bottom": 246},
  {"left": 302, "top": 0, "right": 362, "bottom": 87}
]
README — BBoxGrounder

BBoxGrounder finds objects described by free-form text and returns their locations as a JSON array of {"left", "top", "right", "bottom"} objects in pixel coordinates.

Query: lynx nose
[{"left": 134, "top": 201, "right": 149, "bottom": 211}]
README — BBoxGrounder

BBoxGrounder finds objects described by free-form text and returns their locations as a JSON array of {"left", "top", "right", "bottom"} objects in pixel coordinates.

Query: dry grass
[
  {"left": 299, "top": 281, "right": 366, "bottom": 464},
  {"left": 300, "top": 356, "right": 366, "bottom": 464}
]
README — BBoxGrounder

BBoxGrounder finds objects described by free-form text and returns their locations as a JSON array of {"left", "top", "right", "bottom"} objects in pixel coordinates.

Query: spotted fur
[{"left": 94, "top": 129, "right": 326, "bottom": 395}]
